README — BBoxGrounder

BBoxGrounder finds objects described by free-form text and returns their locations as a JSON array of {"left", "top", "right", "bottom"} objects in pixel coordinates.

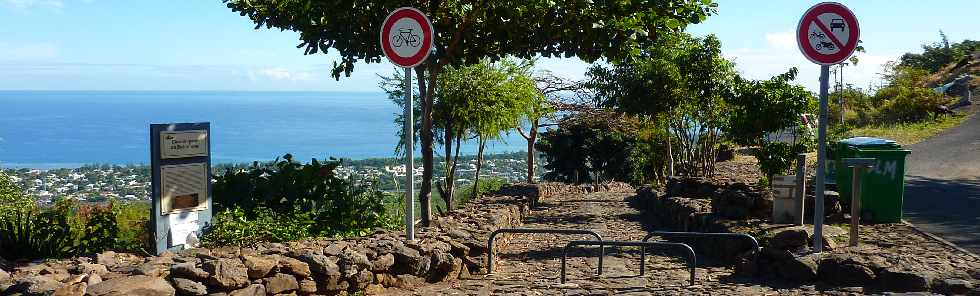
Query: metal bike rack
[
  {"left": 640, "top": 231, "right": 760, "bottom": 275},
  {"left": 487, "top": 228, "right": 604, "bottom": 275},
  {"left": 561, "top": 240, "right": 696, "bottom": 286}
]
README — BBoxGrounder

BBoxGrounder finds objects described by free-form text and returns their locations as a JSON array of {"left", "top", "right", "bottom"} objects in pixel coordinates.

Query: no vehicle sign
[
  {"left": 380, "top": 7, "right": 434, "bottom": 68},
  {"left": 797, "top": 2, "right": 860, "bottom": 65}
]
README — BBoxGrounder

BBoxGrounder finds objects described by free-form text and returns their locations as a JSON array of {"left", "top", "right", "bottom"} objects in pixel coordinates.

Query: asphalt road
[{"left": 903, "top": 107, "right": 980, "bottom": 254}]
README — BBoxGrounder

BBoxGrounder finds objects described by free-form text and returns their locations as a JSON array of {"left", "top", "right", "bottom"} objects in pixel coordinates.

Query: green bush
[
  {"left": 113, "top": 202, "right": 151, "bottom": 254},
  {"left": 0, "top": 172, "right": 33, "bottom": 217},
  {"left": 872, "top": 66, "right": 947, "bottom": 123},
  {"left": 536, "top": 112, "right": 663, "bottom": 185},
  {"left": 207, "top": 154, "right": 399, "bottom": 246},
  {"left": 753, "top": 142, "right": 809, "bottom": 184},
  {"left": 454, "top": 177, "right": 506, "bottom": 205},
  {"left": 0, "top": 208, "right": 76, "bottom": 260},
  {"left": 201, "top": 206, "right": 313, "bottom": 247},
  {"left": 1, "top": 173, "right": 151, "bottom": 259}
]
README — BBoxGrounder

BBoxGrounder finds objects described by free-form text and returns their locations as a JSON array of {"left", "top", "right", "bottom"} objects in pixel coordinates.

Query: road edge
[{"left": 902, "top": 219, "right": 980, "bottom": 260}]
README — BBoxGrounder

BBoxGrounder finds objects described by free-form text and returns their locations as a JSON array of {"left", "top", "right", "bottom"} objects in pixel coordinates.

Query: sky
[{"left": 0, "top": 0, "right": 977, "bottom": 93}]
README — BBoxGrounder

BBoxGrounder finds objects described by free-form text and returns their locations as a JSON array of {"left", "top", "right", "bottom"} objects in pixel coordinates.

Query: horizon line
[{"left": 0, "top": 89, "right": 386, "bottom": 93}]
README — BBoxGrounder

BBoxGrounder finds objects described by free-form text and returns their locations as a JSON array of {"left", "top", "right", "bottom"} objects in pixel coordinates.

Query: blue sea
[{"left": 0, "top": 91, "right": 527, "bottom": 168}]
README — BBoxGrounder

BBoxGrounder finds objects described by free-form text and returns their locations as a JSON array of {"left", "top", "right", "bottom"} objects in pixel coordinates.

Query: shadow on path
[{"left": 903, "top": 175, "right": 980, "bottom": 254}]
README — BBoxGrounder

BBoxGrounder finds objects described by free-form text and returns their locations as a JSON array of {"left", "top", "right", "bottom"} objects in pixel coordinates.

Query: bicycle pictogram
[{"left": 392, "top": 28, "right": 421, "bottom": 48}]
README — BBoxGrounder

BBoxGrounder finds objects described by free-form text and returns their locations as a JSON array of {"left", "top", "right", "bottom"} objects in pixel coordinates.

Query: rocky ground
[{"left": 382, "top": 189, "right": 831, "bottom": 295}]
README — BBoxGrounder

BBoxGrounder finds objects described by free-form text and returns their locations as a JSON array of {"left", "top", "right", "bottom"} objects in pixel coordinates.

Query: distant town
[{"left": 0, "top": 152, "right": 539, "bottom": 206}]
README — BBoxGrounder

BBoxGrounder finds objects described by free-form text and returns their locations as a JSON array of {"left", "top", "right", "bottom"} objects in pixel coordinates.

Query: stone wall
[
  {"left": 497, "top": 181, "right": 633, "bottom": 206},
  {"left": 0, "top": 182, "right": 634, "bottom": 296},
  {"left": 0, "top": 192, "right": 529, "bottom": 296},
  {"left": 634, "top": 177, "right": 979, "bottom": 294}
]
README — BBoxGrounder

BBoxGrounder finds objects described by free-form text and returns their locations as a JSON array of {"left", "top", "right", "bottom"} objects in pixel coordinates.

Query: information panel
[
  {"left": 160, "top": 163, "right": 209, "bottom": 214},
  {"left": 160, "top": 130, "right": 208, "bottom": 159}
]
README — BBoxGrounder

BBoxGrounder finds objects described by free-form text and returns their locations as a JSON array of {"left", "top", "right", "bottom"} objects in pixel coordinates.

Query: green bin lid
[{"left": 840, "top": 137, "right": 901, "bottom": 148}]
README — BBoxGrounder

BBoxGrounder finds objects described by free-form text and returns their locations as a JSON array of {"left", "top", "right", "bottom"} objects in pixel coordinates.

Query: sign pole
[
  {"left": 380, "top": 6, "right": 432, "bottom": 242},
  {"left": 404, "top": 67, "right": 415, "bottom": 241},
  {"left": 796, "top": 2, "right": 859, "bottom": 252},
  {"left": 813, "top": 65, "right": 829, "bottom": 252}
]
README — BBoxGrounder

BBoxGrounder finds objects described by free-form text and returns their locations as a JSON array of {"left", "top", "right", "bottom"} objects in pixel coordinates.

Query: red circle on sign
[
  {"left": 380, "top": 7, "right": 434, "bottom": 68},
  {"left": 796, "top": 2, "right": 860, "bottom": 65}
]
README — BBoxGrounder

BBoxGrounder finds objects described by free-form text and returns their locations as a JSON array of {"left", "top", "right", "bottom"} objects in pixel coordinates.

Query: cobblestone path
[{"left": 383, "top": 191, "right": 797, "bottom": 295}]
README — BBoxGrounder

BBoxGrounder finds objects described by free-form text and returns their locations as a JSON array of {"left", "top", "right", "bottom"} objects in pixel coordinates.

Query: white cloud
[
  {"left": 247, "top": 67, "right": 316, "bottom": 82},
  {"left": 725, "top": 46, "right": 900, "bottom": 93},
  {"left": 765, "top": 32, "right": 797, "bottom": 50},
  {"left": 4, "top": 0, "right": 63, "bottom": 9},
  {"left": 0, "top": 43, "right": 58, "bottom": 61}
]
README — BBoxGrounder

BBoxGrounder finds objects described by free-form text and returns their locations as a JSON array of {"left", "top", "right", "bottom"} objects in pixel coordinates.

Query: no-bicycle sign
[
  {"left": 796, "top": 2, "right": 860, "bottom": 65},
  {"left": 380, "top": 7, "right": 434, "bottom": 68}
]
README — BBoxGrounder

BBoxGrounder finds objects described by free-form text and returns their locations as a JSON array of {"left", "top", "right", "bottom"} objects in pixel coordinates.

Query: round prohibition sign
[
  {"left": 380, "top": 7, "right": 434, "bottom": 68},
  {"left": 796, "top": 2, "right": 860, "bottom": 65}
]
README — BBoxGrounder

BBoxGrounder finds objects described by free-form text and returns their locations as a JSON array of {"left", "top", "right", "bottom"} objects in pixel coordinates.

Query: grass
[{"left": 845, "top": 113, "right": 973, "bottom": 145}]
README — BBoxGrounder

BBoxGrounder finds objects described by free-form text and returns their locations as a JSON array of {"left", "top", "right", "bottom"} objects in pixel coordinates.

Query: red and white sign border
[
  {"left": 796, "top": 2, "right": 860, "bottom": 65},
  {"left": 380, "top": 7, "right": 434, "bottom": 68}
]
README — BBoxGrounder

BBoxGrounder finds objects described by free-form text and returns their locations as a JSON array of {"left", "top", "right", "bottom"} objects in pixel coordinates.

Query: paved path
[
  {"left": 383, "top": 191, "right": 798, "bottom": 295},
  {"left": 904, "top": 110, "right": 980, "bottom": 254}
]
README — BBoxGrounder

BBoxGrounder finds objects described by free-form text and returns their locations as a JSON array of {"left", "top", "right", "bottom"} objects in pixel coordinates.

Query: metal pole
[
  {"left": 795, "top": 154, "right": 807, "bottom": 226},
  {"left": 840, "top": 64, "right": 846, "bottom": 128},
  {"left": 850, "top": 166, "right": 862, "bottom": 246},
  {"left": 405, "top": 67, "right": 415, "bottom": 241},
  {"left": 813, "top": 65, "right": 829, "bottom": 252}
]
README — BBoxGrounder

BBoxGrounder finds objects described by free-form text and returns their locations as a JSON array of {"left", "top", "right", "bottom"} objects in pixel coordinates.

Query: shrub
[
  {"left": 872, "top": 66, "right": 947, "bottom": 123},
  {"left": 0, "top": 208, "right": 76, "bottom": 260},
  {"left": 753, "top": 142, "right": 809, "bottom": 185},
  {"left": 113, "top": 202, "right": 151, "bottom": 253},
  {"left": 454, "top": 177, "right": 506, "bottom": 205},
  {"left": 0, "top": 172, "right": 33, "bottom": 217},
  {"left": 536, "top": 112, "right": 663, "bottom": 185},
  {"left": 1, "top": 172, "right": 150, "bottom": 259},
  {"left": 201, "top": 207, "right": 313, "bottom": 247},
  {"left": 206, "top": 154, "right": 397, "bottom": 246}
]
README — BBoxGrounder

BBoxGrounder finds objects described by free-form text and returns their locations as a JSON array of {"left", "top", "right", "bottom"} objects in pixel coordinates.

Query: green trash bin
[{"left": 835, "top": 137, "right": 911, "bottom": 223}]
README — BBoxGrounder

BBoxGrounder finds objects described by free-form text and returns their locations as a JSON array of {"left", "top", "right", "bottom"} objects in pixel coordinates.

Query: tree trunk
[
  {"left": 519, "top": 119, "right": 539, "bottom": 184},
  {"left": 472, "top": 137, "right": 486, "bottom": 201},
  {"left": 417, "top": 66, "right": 432, "bottom": 226},
  {"left": 527, "top": 126, "right": 537, "bottom": 184},
  {"left": 440, "top": 123, "right": 455, "bottom": 211},
  {"left": 667, "top": 127, "right": 675, "bottom": 177}
]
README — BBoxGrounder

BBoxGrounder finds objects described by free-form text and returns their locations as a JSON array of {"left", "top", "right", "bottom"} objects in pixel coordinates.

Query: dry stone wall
[
  {"left": 634, "top": 176, "right": 980, "bottom": 294},
  {"left": 0, "top": 182, "right": 633, "bottom": 296}
]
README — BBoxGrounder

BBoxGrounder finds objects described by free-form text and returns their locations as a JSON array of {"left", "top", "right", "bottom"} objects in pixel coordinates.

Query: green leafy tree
[
  {"left": 516, "top": 70, "right": 557, "bottom": 184},
  {"left": 439, "top": 59, "right": 537, "bottom": 202},
  {"left": 588, "top": 33, "right": 735, "bottom": 177},
  {"left": 725, "top": 68, "right": 815, "bottom": 182},
  {"left": 224, "top": 0, "right": 717, "bottom": 225},
  {"left": 536, "top": 111, "right": 663, "bottom": 185}
]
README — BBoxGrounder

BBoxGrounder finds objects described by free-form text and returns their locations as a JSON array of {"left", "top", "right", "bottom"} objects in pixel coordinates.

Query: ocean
[{"left": 0, "top": 91, "right": 527, "bottom": 168}]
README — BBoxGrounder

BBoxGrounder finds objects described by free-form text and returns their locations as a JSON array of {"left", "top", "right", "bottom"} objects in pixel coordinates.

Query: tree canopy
[{"left": 224, "top": 0, "right": 717, "bottom": 78}]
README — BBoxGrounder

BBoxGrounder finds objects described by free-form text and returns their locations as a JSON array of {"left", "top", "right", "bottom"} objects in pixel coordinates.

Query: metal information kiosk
[{"left": 150, "top": 122, "right": 213, "bottom": 254}]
